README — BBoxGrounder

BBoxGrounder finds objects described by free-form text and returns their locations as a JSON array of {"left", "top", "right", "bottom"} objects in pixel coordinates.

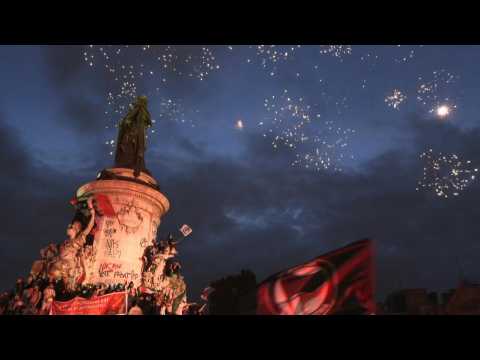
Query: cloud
[
  {"left": 150, "top": 111, "right": 480, "bottom": 301},
  {"left": 0, "top": 113, "right": 97, "bottom": 290},
  {"left": 42, "top": 46, "right": 111, "bottom": 136},
  {"left": 3, "top": 46, "right": 480, "bottom": 305}
]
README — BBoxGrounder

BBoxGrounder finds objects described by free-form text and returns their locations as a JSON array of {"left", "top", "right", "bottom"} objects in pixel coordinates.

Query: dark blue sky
[{"left": 2, "top": 45, "right": 480, "bottom": 300}]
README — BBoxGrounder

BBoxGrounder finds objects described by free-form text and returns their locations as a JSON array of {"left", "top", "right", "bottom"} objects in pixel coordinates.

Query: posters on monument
[
  {"left": 180, "top": 224, "right": 192, "bottom": 237},
  {"left": 50, "top": 292, "right": 127, "bottom": 315}
]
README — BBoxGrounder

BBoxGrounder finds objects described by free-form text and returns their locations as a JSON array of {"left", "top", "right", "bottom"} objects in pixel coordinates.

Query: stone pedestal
[{"left": 76, "top": 168, "right": 170, "bottom": 287}]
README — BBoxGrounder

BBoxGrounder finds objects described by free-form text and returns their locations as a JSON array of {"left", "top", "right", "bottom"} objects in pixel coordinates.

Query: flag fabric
[
  {"left": 93, "top": 194, "right": 116, "bottom": 217},
  {"left": 51, "top": 292, "right": 127, "bottom": 315},
  {"left": 256, "top": 239, "right": 375, "bottom": 315},
  {"left": 69, "top": 194, "right": 116, "bottom": 217}
]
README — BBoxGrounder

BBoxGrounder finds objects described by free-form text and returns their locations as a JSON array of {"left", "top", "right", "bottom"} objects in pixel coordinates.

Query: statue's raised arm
[{"left": 114, "top": 96, "right": 152, "bottom": 177}]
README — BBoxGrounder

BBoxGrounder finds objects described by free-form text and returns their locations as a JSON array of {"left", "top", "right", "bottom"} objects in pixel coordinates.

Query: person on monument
[
  {"left": 162, "top": 233, "right": 178, "bottom": 249},
  {"left": 40, "top": 282, "right": 56, "bottom": 315},
  {"left": 143, "top": 294, "right": 155, "bottom": 315},
  {"left": 148, "top": 248, "right": 174, "bottom": 290},
  {"left": 166, "top": 263, "right": 187, "bottom": 315},
  {"left": 114, "top": 95, "right": 152, "bottom": 177},
  {"left": 15, "top": 278, "right": 25, "bottom": 300},
  {"left": 95, "top": 283, "right": 105, "bottom": 296},
  {"left": 187, "top": 302, "right": 207, "bottom": 315},
  {"left": 153, "top": 283, "right": 173, "bottom": 315},
  {"left": 167, "top": 234, "right": 179, "bottom": 256},
  {"left": 12, "top": 294, "right": 25, "bottom": 314},
  {"left": 30, "top": 259, "right": 46, "bottom": 282},
  {"left": 126, "top": 282, "right": 137, "bottom": 309},
  {"left": 32, "top": 243, "right": 58, "bottom": 282},
  {"left": 4, "top": 292, "right": 14, "bottom": 315},
  {"left": 141, "top": 238, "right": 158, "bottom": 274},
  {"left": 53, "top": 278, "right": 65, "bottom": 300},
  {"left": 174, "top": 297, "right": 188, "bottom": 315},
  {"left": 99, "top": 283, "right": 108, "bottom": 296},
  {"left": 87, "top": 284, "right": 97, "bottom": 298},
  {"left": 74, "top": 283, "right": 83, "bottom": 296},
  {"left": 0, "top": 292, "right": 10, "bottom": 315},
  {"left": 157, "top": 234, "right": 179, "bottom": 265},
  {"left": 48, "top": 197, "right": 96, "bottom": 290},
  {"left": 164, "top": 287, "right": 176, "bottom": 315},
  {"left": 25, "top": 275, "right": 35, "bottom": 290},
  {"left": 127, "top": 281, "right": 135, "bottom": 294},
  {"left": 26, "top": 284, "right": 42, "bottom": 314},
  {"left": 40, "top": 243, "right": 58, "bottom": 262},
  {"left": 24, "top": 279, "right": 35, "bottom": 300},
  {"left": 166, "top": 260, "right": 182, "bottom": 277},
  {"left": 128, "top": 299, "right": 143, "bottom": 315},
  {"left": 157, "top": 295, "right": 166, "bottom": 315}
]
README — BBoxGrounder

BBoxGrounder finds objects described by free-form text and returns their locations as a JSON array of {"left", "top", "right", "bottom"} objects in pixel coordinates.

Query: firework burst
[{"left": 416, "top": 149, "right": 478, "bottom": 198}]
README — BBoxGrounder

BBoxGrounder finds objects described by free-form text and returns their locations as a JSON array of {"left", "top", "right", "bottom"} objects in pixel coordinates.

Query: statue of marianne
[{"left": 114, "top": 96, "right": 152, "bottom": 177}]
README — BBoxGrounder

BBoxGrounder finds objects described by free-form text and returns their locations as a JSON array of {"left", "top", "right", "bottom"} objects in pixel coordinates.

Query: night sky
[{"left": 2, "top": 45, "right": 480, "bottom": 301}]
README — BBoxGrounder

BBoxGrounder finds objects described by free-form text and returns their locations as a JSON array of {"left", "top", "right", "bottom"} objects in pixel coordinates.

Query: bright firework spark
[
  {"left": 416, "top": 149, "right": 478, "bottom": 198},
  {"left": 385, "top": 89, "right": 407, "bottom": 110},
  {"left": 247, "top": 45, "right": 302, "bottom": 75},
  {"left": 392, "top": 45, "right": 423, "bottom": 64},
  {"left": 435, "top": 104, "right": 451, "bottom": 118},
  {"left": 84, "top": 45, "right": 220, "bottom": 83},
  {"left": 427, "top": 102, "right": 457, "bottom": 119},
  {"left": 319, "top": 45, "right": 352, "bottom": 60},
  {"left": 359, "top": 50, "right": 380, "bottom": 68},
  {"left": 291, "top": 124, "right": 356, "bottom": 172},
  {"left": 84, "top": 44, "right": 220, "bottom": 114},
  {"left": 157, "top": 97, "right": 196, "bottom": 127},
  {"left": 84, "top": 45, "right": 216, "bottom": 155},
  {"left": 262, "top": 89, "right": 312, "bottom": 150},
  {"left": 235, "top": 119, "right": 244, "bottom": 130},
  {"left": 417, "top": 69, "right": 459, "bottom": 113}
]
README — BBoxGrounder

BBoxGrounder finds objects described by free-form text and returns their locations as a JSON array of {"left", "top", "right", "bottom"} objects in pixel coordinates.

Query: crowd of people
[
  {"left": 0, "top": 265, "right": 206, "bottom": 315},
  {"left": 0, "top": 193, "right": 205, "bottom": 315},
  {"left": 206, "top": 270, "right": 257, "bottom": 315},
  {"left": 0, "top": 229, "right": 254, "bottom": 315}
]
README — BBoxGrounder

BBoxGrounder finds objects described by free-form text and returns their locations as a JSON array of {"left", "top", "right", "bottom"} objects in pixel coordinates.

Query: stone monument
[
  {"left": 0, "top": 96, "right": 193, "bottom": 315},
  {"left": 79, "top": 96, "right": 170, "bottom": 288}
]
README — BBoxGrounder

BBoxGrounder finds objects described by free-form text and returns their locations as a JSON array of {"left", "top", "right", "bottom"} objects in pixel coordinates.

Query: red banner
[{"left": 51, "top": 292, "right": 127, "bottom": 315}]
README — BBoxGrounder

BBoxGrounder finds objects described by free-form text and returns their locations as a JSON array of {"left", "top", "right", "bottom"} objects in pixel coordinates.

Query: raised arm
[{"left": 81, "top": 197, "right": 96, "bottom": 238}]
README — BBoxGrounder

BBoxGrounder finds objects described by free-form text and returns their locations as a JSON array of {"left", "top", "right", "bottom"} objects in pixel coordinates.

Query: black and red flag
[{"left": 256, "top": 239, "right": 375, "bottom": 315}]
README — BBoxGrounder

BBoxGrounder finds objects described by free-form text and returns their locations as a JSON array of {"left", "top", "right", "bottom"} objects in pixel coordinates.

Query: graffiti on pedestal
[
  {"left": 105, "top": 239, "right": 121, "bottom": 259},
  {"left": 98, "top": 262, "right": 140, "bottom": 282},
  {"left": 103, "top": 219, "right": 121, "bottom": 259},
  {"left": 104, "top": 227, "right": 116, "bottom": 238},
  {"left": 116, "top": 200, "right": 144, "bottom": 234}
]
